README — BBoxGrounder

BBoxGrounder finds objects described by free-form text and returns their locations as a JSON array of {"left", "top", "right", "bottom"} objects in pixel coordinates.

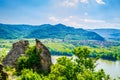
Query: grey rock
[
  {"left": 2, "top": 39, "right": 52, "bottom": 73},
  {"left": 35, "top": 39, "right": 52, "bottom": 72},
  {"left": 2, "top": 40, "right": 29, "bottom": 67}
]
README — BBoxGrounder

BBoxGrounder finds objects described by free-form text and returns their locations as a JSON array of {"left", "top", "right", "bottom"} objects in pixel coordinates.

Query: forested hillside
[{"left": 0, "top": 23, "right": 105, "bottom": 41}]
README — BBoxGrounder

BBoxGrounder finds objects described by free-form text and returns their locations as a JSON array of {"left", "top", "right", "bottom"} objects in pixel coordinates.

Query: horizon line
[{"left": 0, "top": 23, "right": 120, "bottom": 30}]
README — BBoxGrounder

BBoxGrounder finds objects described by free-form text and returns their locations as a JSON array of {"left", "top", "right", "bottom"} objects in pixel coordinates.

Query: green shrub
[
  {"left": 46, "top": 47, "right": 110, "bottom": 80},
  {"left": 17, "top": 56, "right": 29, "bottom": 72},
  {"left": 17, "top": 46, "right": 42, "bottom": 74},
  {"left": 17, "top": 69, "right": 42, "bottom": 80},
  {"left": 16, "top": 46, "right": 110, "bottom": 80},
  {"left": 0, "top": 74, "right": 2, "bottom": 80}
]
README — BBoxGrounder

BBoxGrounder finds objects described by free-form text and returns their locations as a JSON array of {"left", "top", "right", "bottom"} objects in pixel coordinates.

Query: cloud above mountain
[
  {"left": 96, "top": 0, "right": 105, "bottom": 4},
  {"left": 0, "top": 0, "right": 120, "bottom": 29},
  {"left": 48, "top": 16, "right": 120, "bottom": 29},
  {"left": 62, "top": 0, "right": 105, "bottom": 7}
]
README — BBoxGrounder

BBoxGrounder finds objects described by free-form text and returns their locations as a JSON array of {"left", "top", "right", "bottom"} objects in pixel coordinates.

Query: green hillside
[{"left": 0, "top": 23, "right": 105, "bottom": 41}]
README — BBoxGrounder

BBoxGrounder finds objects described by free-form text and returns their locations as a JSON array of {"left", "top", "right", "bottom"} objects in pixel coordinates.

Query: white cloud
[
  {"left": 62, "top": 0, "right": 89, "bottom": 7},
  {"left": 49, "top": 16, "right": 59, "bottom": 22},
  {"left": 62, "top": 0, "right": 79, "bottom": 7},
  {"left": 84, "top": 19, "right": 105, "bottom": 23},
  {"left": 96, "top": 0, "right": 105, "bottom": 4},
  {"left": 48, "top": 16, "right": 120, "bottom": 29},
  {"left": 80, "top": 0, "right": 88, "bottom": 4},
  {"left": 63, "top": 18, "right": 70, "bottom": 22},
  {"left": 62, "top": 0, "right": 106, "bottom": 7},
  {"left": 67, "top": 21, "right": 81, "bottom": 27},
  {"left": 69, "top": 16, "right": 74, "bottom": 18},
  {"left": 48, "top": 16, "right": 82, "bottom": 28}
]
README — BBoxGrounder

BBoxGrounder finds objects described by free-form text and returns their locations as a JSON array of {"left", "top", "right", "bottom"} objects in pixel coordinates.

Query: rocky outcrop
[
  {"left": 2, "top": 40, "right": 29, "bottom": 67},
  {"left": 2, "top": 39, "right": 52, "bottom": 73},
  {"left": 0, "top": 64, "right": 8, "bottom": 80},
  {"left": 35, "top": 39, "right": 52, "bottom": 72}
]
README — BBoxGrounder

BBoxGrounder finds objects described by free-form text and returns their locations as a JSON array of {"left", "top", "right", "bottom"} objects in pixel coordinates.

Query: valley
[{"left": 0, "top": 23, "right": 120, "bottom": 79}]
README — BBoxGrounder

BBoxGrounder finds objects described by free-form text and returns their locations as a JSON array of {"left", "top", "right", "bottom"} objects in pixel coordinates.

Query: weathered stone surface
[
  {"left": 2, "top": 40, "right": 29, "bottom": 67},
  {"left": 0, "top": 64, "right": 8, "bottom": 80},
  {"left": 2, "top": 39, "right": 52, "bottom": 73},
  {"left": 35, "top": 39, "right": 52, "bottom": 72}
]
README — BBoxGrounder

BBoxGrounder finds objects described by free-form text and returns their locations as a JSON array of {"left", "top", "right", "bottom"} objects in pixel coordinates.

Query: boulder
[
  {"left": 35, "top": 39, "right": 52, "bottom": 72},
  {"left": 2, "top": 40, "right": 29, "bottom": 67}
]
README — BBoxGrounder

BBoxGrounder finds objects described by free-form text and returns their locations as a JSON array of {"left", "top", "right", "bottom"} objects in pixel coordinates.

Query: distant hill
[
  {"left": 0, "top": 23, "right": 39, "bottom": 39},
  {"left": 0, "top": 23, "right": 105, "bottom": 41},
  {"left": 90, "top": 29, "right": 120, "bottom": 41}
]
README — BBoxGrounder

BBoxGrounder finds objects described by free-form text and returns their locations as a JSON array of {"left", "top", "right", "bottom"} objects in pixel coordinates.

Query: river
[
  {"left": 51, "top": 56, "right": 120, "bottom": 79},
  {"left": 96, "top": 59, "right": 120, "bottom": 79}
]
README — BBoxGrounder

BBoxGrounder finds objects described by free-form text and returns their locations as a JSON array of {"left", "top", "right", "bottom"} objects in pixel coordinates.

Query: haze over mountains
[
  {"left": 90, "top": 29, "right": 120, "bottom": 41},
  {"left": 0, "top": 23, "right": 120, "bottom": 41}
]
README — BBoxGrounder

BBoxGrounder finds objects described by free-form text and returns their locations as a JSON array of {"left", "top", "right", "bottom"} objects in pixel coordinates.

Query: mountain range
[
  {"left": 90, "top": 29, "right": 120, "bottom": 41},
  {"left": 1, "top": 23, "right": 119, "bottom": 41}
]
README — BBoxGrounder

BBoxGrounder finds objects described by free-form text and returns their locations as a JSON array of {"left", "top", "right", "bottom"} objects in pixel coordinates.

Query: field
[{"left": 0, "top": 38, "right": 120, "bottom": 61}]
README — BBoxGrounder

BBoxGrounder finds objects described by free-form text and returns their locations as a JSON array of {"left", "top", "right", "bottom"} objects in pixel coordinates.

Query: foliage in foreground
[
  {"left": 16, "top": 47, "right": 110, "bottom": 80},
  {"left": 17, "top": 69, "right": 42, "bottom": 80},
  {"left": 17, "top": 46, "right": 42, "bottom": 74}
]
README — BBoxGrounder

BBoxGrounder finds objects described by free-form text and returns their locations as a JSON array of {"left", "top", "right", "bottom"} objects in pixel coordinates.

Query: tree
[
  {"left": 17, "top": 46, "right": 110, "bottom": 80},
  {"left": 17, "top": 69, "right": 42, "bottom": 80},
  {"left": 45, "top": 47, "right": 110, "bottom": 80}
]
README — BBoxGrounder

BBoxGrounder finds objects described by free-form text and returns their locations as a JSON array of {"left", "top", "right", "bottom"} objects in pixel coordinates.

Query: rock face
[
  {"left": 2, "top": 39, "right": 52, "bottom": 73},
  {"left": 2, "top": 40, "right": 29, "bottom": 67},
  {"left": 35, "top": 39, "right": 52, "bottom": 72},
  {"left": 0, "top": 64, "right": 8, "bottom": 80}
]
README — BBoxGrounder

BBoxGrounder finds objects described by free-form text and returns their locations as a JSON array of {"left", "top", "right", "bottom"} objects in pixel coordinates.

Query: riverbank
[{"left": 51, "top": 55, "right": 120, "bottom": 79}]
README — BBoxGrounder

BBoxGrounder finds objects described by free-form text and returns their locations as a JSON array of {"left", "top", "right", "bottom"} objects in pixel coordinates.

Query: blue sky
[{"left": 0, "top": 0, "right": 120, "bottom": 29}]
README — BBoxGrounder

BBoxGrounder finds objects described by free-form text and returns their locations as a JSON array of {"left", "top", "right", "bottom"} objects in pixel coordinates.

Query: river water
[
  {"left": 51, "top": 56, "right": 120, "bottom": 79},
  {"left": 96, "top": 59, "right": 120, "bottom": 79}
]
